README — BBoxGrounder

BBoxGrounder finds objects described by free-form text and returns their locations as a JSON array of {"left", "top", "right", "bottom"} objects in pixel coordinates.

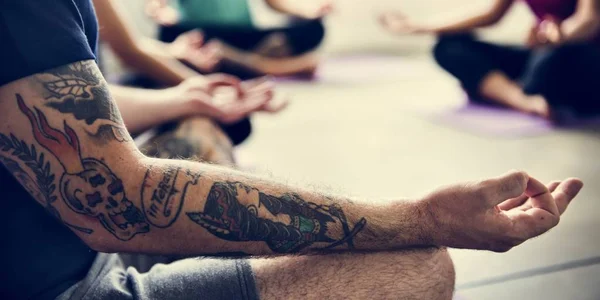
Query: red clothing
[{"left": 523, "top": 0, "right": 600, "bottom": 45}]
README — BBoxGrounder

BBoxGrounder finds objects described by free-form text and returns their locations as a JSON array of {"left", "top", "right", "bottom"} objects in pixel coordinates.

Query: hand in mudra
[
  {"left": 421, "top": 171, "right": 583, "bottom": 252},
  {"left": 379, "top": 12, "right": 430, "bottom": 35}
]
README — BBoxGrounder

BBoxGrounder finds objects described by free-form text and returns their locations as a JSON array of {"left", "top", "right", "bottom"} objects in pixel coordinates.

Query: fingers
[
  {"left": 498, "top": 180, "right": 562, "bottom": 211},
  {"left": 552, "top": 178, "right": 583, "bottom": 215},
  {"left": 185, "top": 30, "right": 205, "bottom": 48},
  {"left": 261, "top": 96, "right": 289, "bottom": 113},
  {"left": 217, "top": 93, "right": 273, "bottom": 124},
  {"left": 547, "top": 181, "right": 561, "bottom": 193},
  {"left": 483, "top": 170, "right": 529, "bottom": 206},
  {"left": 497, "top": 194, "right": 528, "bottom": 211},
  {"left": 525, "top": 176, "right": 560, "bottom": 216},
  {"left": 317, "top": 3, "right": 334, "bottom": 17},
  {"left": 242, "top": 77, "right": 274, "bottom": 92},
  {"left": 207, "top": 75, "right": 243, "bottom": 97}
]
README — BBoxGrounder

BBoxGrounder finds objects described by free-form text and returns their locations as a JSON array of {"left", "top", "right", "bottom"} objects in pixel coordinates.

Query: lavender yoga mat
[{"left": 426, "top": 102, "right": 600, "bottom": 137}]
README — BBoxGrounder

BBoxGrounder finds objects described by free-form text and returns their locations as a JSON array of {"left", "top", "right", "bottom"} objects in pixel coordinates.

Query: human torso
[
  {"left": 175, "top": 0, "right": 303, "bottom": 30},
  {"left": 523, "top": 0, "right": 600, "bottom": 45}
]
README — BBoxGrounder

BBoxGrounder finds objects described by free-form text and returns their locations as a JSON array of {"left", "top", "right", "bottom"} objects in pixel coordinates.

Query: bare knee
[
  {"left": 379, "top": 247, "right": 455, "bottom": 300},
  {"left": 251, "top": 248, "right": 455, "bottom": 300},
  {"left": 140, "top": 118, "right": 235, "bottom": 165},
  {"left": 415, "top": 247, "right": 455, "bottom": 300}
]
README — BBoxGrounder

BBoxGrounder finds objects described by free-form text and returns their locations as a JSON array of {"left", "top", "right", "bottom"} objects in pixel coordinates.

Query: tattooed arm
[
  {"left": 0, "top": 60, "right": 582, "bottom": 255},
  {"left": 0, "top": 60, "right": 419, "bottom": 255}
]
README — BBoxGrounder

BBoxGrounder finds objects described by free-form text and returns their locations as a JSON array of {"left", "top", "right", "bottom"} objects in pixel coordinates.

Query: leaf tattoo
[{"left": 0, "top": 133, "right": 93, "bottom": 234}]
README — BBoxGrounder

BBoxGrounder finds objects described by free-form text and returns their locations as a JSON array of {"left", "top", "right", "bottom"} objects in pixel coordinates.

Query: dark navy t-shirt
[{"left": 0, "top": 1, "right": 99, "bottom": 299}]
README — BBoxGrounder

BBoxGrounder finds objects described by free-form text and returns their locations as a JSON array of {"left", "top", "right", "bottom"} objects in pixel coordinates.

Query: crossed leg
[
  {"left": 140, "top": 116, "right": 235, "bottom": 165},
  {"left": 251, "top": 247, "right": 455, "bottom": 300}
]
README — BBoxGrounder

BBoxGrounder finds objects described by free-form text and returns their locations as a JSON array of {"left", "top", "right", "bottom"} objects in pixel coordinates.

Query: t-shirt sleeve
[{"left": 0, "top": 0, "right": 96, "bottom": 86}]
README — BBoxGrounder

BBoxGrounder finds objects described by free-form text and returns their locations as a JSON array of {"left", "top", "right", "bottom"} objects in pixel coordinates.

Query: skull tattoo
[{"left": 18, "top": 96, "right": 149, "bottom": 241}]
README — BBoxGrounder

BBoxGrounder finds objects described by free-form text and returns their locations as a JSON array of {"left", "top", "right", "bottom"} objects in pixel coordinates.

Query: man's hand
[
  {"left": 379, "top": 12, "right": 432, "bottom": 35},
  {"left": 171, "top": 76, "right": 288, "bottom": 124},
  {"left": 421, "top": 171, "right": 583, "bottom": 252},
  {"left": 169, "top": 30, "right": 222, "bottom": 73}
]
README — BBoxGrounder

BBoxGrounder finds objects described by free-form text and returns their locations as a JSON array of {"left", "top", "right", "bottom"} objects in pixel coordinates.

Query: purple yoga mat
[{"left": 425, "top": 102, "right": 600, "bottom": 137}]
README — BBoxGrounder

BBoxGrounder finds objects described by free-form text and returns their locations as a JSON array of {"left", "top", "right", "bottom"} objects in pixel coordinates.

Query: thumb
[{"left": 484, "top": 170, "right": 529, "bottom": 206}]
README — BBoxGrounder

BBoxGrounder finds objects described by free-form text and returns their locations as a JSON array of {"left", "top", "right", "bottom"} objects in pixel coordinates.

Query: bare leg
[
  {"left": 140, "top": 117, "right": 235, "bottom": 166},
  {"left": 480, "top": 71, "right": 550, "bottom": 118},
  {"left": 252, "top": 33, "right": 293, "bottom": 58},
  {"left": 214, "top": 40, "right": 320, "bottom": 77},
  {"left": 251, "top": 247, "right": 455, "bottom": 300}
]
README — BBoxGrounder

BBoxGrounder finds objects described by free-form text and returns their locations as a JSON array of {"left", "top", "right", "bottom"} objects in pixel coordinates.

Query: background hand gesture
[{"left": 379, "top": 12, "right": 430, "bottom": 35}]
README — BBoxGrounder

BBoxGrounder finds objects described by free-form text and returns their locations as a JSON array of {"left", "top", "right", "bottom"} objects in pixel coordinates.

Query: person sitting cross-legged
[{"left": 380, "top": 0, "right": 600, "bottom": 121}]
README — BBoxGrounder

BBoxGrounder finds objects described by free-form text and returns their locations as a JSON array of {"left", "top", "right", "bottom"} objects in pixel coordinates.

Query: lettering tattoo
[
  {"left": 141, "top": 166, "right": 201, "bottom": 228},
  {"left": 37, "top": 61, "right": 129, "bottom": 143},
  {"left": 17, "top": 96, "right": 149, "bottom": 241},
  {"left": 0, "top": 134, "right": 92, "bottom": 234},
  {"left": 187, "top": 182, "right": 367, "bottom": 253}
]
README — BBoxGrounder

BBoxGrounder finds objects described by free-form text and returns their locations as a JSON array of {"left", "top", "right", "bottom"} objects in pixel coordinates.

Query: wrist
[
  {"left": 414, "top": 197, "right": 439, "bottom": 246},
  {"left": 161, "top": 87, "right": 197, "bottom": 116},
  {"left": 353, "top": 200, "right": 436, "bottom": 250}
]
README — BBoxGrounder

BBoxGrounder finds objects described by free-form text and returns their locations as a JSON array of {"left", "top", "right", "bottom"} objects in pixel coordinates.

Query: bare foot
[{"left": 524, "top": 95, "right": 551, "bottom": 119}]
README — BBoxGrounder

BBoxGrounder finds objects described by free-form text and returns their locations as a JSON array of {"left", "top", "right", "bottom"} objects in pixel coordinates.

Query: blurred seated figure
[
  {"left": 380, "top": 0, "right": 600, "bottom": 122},
  {"left": 146, "top": 0, "right": 331, "bottom": 78},
  {"left": 94, "top": 0, "right": 287, "bottom": 146}
]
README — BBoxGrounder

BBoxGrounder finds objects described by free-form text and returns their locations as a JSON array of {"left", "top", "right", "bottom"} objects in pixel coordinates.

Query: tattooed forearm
[
  {"left": 141, "top": 166, "right": 201, "bottom": 228},
  {"left": 17, "top": 96, "right": 148, "bottom": 240},
  {"left": 187, "top": 181, "right": 367, "bottom": 253},
  {"left": 35, "top": 61, "right": 129, "bottom": 143}
]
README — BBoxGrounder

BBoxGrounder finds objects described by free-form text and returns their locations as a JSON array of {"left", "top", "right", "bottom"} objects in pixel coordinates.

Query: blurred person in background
[
  {"left": 93, "top": 0, "right": 288, "bottom": 149},
  {"left": 381, "top": 0, "right": 600, "bottom": 122},
  {"left": 146, "top": 0, "right": 331, "bottom": 78}
]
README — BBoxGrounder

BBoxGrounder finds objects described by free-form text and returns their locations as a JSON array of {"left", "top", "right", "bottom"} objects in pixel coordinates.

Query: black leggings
[
  {"left": 159, "top": 19, "right": 325, "bottom": 56},
  {"left": 433, "top": 34, "right": 600, "bottom": 116}
]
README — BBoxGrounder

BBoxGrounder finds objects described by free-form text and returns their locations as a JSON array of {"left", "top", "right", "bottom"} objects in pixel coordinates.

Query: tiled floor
[{"left": 120, "top": 1, "right": 600, "bottom": 298}]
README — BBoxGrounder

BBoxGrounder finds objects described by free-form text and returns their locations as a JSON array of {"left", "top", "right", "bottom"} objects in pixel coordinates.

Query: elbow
[{"left": 83, "top": 236, "right": 122, "bottom": 253}]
